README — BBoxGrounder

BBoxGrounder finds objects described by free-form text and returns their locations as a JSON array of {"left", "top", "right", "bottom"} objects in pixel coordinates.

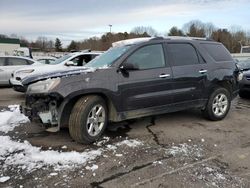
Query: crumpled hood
[{"left": 21, "top": 67, "right": 96, "bottom": 85}]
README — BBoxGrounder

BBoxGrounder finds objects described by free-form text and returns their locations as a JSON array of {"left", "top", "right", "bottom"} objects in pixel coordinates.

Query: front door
[{"left": 118, "top": 43, "right": 173, "bottom": 112}]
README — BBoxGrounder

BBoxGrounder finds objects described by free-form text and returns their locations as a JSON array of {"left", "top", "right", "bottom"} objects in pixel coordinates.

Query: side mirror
[
  {"left": 120, "top": 62, "right": 139, "bottom": 71},
  {"left": 65, "top": 61, "right": 75, "bottom": 66}
]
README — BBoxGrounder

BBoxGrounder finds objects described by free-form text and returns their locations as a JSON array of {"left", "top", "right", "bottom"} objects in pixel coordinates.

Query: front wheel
[
  {"left": 203, "top": 88, "right": 231, "bottom": 121},
  {"left": 69, "top": 95, "right": 108, "bottom": 144}
]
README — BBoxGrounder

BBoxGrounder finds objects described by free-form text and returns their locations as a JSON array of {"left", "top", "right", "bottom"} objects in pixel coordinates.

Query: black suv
[{"left": 22, "top": 37, "right": 241, "bottom": 143}]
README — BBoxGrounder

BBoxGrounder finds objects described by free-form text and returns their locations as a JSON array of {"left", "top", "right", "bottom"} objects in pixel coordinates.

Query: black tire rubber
[
  {"left": 203, "top": 88, "right": 231, "bottom": 121},
  {"left": 239, "top": 90, "right": 249, "bottom": 99},
  {"left": 69, "top": 95, "right": 108, "bottom": 144}
]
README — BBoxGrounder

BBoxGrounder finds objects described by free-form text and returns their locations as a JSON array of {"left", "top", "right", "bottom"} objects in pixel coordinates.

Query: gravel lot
[{"left": 0, "top": 88, "right": 250, "bottom": 188}]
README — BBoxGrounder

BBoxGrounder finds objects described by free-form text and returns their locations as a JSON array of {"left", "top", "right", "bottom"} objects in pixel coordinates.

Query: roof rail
[
  {"left": 112, "top": 37, "right": 152, "bottom": 47},
  {"left": 150, "top": 37, "right": 165, "bottom": 40},
  {"left": 164, "top": 36, "right": 213, "bottom": 41}
]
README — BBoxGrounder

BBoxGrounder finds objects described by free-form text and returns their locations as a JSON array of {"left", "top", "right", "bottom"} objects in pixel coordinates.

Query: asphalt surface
[{"left": 0, "top": 88, "right": 250, "bottom": 188}]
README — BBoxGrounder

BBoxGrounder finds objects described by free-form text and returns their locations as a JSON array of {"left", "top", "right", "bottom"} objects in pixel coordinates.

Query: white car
[
  {"left": 0, "top": 56, "right": 41, "bottom": 86},
  {"left": 34, "top": 56, "right": 57, "bottom": 64},
  {"left": 10, "top": 51, "right": 102, "bottom": 92}
]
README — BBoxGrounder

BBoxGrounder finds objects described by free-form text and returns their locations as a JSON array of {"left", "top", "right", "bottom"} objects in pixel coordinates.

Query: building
[{"left": 0, "top": 38, "right": 20, "bottom": 55}]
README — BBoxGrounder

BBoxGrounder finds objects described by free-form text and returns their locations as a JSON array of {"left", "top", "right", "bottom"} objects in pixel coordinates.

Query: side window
[
  {"left": 168, "top": 43, "right": 199, "bottom": 66},
  {"left": 70, "top": 57, "right": 79, "bottom": 66},
  {"left": 0, "top": 57, "right": 5, "bottom": 66},
  {"left": 201, "top": 43, "right": 233, "bottom": 62},
  {"left": 27, "top": 60, "right": 34, "bottom": 65},
  {"left": 8, "top": 58, "right": 29, "bottom": 66},
  {"left": 38, "top": 59, "right": 46, "bottom": 64},
  {"left": 125, "top": 44, "right": 166, "bottom": 70}
]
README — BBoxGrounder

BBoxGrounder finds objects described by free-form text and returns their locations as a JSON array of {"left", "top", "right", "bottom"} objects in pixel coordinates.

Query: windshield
[
  {"left": 85, "top": 46, "right": 131, "bottom": 68},
  {"left": 50, "top": 54, "right": 72, "bottom": 65}
]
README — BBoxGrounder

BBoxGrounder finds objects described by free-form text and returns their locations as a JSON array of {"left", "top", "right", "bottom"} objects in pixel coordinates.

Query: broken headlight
[{"left": 27, "top": 78, "right": 61, "bottom": 94}]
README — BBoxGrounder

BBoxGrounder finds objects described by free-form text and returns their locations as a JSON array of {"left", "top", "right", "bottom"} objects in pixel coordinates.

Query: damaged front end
[{"left": 21, "top": 78, "right": 63, "bottom": 132}]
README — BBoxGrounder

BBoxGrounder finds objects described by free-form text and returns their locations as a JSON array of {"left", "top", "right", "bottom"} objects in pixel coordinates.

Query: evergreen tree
[
  {"left": 168, "top": 26, "right": 184, "bottom": 36},
  {"left": 55, "top": 38, "right": 62, "bottom": 52}
]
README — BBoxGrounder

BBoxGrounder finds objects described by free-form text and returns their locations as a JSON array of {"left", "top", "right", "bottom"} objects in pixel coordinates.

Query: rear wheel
[
  {"left": 69, "top": 95, "right": 108, "bottom": 144},
  {"left": 203, "top": 88, "right": 231, "bottom": 121}
]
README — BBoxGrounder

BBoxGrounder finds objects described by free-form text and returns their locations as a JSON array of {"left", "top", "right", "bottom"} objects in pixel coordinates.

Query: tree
[
  {"left": 0, "top": 34, "right": 7, "bottom": 38},
  {"left": 131, "top": 26, "right": 158, "bottom": 37},
  {"left": 183, "top": 20, "right": 206, "bottom": 37},
  {"left": 55, "top": 38, "right": 62, "bottom": 52},
  {"left": 67, "top": 40, "right": 79, "bottom": 52},
  {"left": 168, "top": 26, "right": 184, "bottom": 36},
  {"left": 211, "top": 29, "right": 232, "bottom": 51}
]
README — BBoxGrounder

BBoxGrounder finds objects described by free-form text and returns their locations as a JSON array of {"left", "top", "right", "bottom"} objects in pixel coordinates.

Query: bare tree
[{"left": 131, "top": 26, "right": 158, "bottom": 37}]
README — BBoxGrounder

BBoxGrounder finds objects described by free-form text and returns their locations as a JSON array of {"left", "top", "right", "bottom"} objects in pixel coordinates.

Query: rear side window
[
  {"left": 8, "top": 58, "right": 29, "bottom": 66},
  {"left": 125, "top": 44, "right": 166, "bottom": 70},
  {"left": 201, "top": 43, "right": 232, "bottom": 62},
  {"left": 0, "top": 57, "right": 5, "bottom": 66},
  {"left": 168, "top": 43, "right": 199, "bottom": 66}
]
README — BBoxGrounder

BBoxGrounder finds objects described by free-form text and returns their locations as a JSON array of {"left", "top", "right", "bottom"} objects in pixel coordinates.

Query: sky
[{"left": 0, "top": 0, "right": 250, "bottom": 46}]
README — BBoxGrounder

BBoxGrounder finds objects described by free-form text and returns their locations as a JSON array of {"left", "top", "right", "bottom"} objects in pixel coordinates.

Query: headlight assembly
[
  {"left": 27, "top": 78, "right": 61, "bottom": 94},
  {"left": 17, "top": 69, "right": 34, "bottom": 74}
]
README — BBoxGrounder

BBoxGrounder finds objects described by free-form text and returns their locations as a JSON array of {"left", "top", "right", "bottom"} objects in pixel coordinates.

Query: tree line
[{"left": 1, "top": 20, "right": 250, "bottom": 53}]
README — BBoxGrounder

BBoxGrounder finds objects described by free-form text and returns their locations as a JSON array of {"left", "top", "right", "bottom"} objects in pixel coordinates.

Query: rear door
[
  {"left": 166, "top": 42, "right": 208, "bottom": 105},
  {"left": 118, "top": 43, "right": 173, "bottom": 111}
]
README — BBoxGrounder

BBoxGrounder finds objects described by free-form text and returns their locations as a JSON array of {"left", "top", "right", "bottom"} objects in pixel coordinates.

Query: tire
[
  {"left": 203, "top": 88, "right": 231, "bottom": 121},
  {"left": 239, "top": 90, "right": 249, "bottom": 99},
  {"left": 69, "top": 95, "right": 108, "bottom": 144}
]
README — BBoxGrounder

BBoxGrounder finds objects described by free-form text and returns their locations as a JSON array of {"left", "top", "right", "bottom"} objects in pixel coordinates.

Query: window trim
[{"left": 121, "top": 43, "right": 168, "bottom": 71}]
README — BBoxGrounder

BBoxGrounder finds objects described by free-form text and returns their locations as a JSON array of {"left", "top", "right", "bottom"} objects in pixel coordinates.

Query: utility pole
[{"left": 108, "top": 24, "right": 112, "bottom": 33}]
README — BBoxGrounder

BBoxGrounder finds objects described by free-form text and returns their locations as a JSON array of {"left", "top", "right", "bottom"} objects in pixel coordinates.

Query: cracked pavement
[{"left": 0, "top": 88, "right": 250, "bottom": 188}]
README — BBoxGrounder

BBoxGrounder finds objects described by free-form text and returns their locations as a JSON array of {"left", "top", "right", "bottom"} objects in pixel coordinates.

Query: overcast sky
[{"left": 0, "top": 0, "right": 250, "bottom": 45}]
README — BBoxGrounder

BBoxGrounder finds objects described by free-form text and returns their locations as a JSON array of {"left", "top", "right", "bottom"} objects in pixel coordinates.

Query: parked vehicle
[
  {"left": 236, "top": 59, "right": 250, "bottom": 71},
  {"left": 10, "top": 51, "right": 102, "bottom": 92},
  {"left": 239, "top": 70, "right": 250, "bottom": 98},
  {"left": 34, "top": 56, "right": 57, "bottom": 64},
  {"left": 0, "top": 56, "right": 40, "bottom": 86},
  {"left": 21, "top": 37, "right": 241, "bottom": 144}
]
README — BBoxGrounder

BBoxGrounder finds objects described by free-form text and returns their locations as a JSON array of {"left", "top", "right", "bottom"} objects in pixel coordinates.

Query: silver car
[{"left": 0, "top": 56, "right": 40, "bottom": 86}]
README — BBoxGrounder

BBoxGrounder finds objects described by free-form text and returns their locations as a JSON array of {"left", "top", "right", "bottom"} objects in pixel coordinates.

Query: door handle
[
  {"left": 199, "top": 69, "right": 207, "bottom": 74},
  {"left": 159, "top": 74, "right": 170, "bottom": 78}
]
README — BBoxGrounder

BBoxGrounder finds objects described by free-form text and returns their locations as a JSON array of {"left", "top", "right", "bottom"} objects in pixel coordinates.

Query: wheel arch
[{"left": 58, "top": 92, "right": 119, "bottom": 128}]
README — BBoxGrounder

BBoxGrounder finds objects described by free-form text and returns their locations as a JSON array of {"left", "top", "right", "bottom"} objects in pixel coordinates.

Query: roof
[
  {"left": 0, "top": 38, "right": 20, "bottom": 44},
  {"left": 112, "top": 37, "right": 152, "bottom": 47},
  {"left": 112, "top": 37, "right": 214, "bottom": 47},
  {"left": 0, "top": 55, "right": 36, "bottom": 62}
]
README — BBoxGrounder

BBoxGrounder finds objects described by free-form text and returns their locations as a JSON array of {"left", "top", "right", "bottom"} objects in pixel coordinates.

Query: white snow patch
[
  {"left": 86, "top": 164, "right": 98, "bottom": 171},
  {"left": 0, "top": 105, "right": 29, "bottom": 133},
  {"left": 49, "top": 172, "right": 58, "bottom": 176},
  {"left": 106, "top": 144, "right": 117, "bottom": 150},
  {"left": 0, "top": 136, "right": 102, "bottom": 172},
  {"left": 0, "top": 176, "right": 10, "bottom": 183},
  {"left": 115, "top": 154, "right": 123, "bottom": 157},
  {"left": 0, "top": 135, "right": 143, "bottom": 173},
  {"left": 116, "top": 139, "right": 143, "bottom": 148},
  {"left": 165, "top": 143, "right": 203, "bottom": 158},
  {"left": 94, "top": 137, "right": 110, "bottom": 147}
]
